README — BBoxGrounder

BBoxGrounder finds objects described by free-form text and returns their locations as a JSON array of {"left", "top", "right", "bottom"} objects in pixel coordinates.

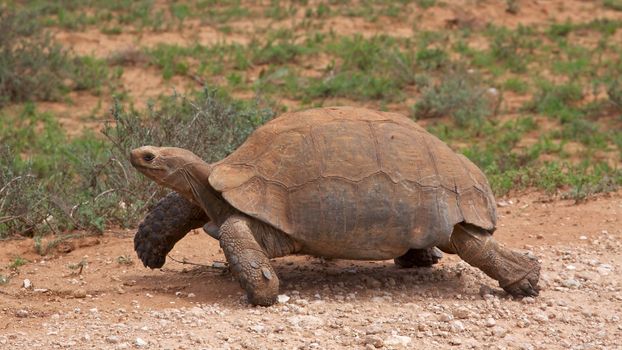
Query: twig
[
  {"left": 111, "top": 157, "right": 130, "bottom": 186},
  {"left": 0, "top": 174, "right": 37, "bottom": 213},
  {"left": 42, "top": 216, "right": 59, "bottom": 236},
  {"left": 94, "top": 188, "right": 116, "bottom": 202},
  {"left": 167, "top": 254, "right": 228, "bottom": 270},
  {"left": 0, "top": 215, "right": 20, "bottom": 224},
  {"left": 191, "top": 74, "right": 206, "bottom": 86},
  {"left": 0, "top": 174, "right": 36, "bottom": 196}
]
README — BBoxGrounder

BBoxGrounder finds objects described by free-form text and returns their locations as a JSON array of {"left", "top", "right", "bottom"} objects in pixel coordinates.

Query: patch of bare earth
[{"left": 0, "top": 191, "right": 620, "bottom": 349}]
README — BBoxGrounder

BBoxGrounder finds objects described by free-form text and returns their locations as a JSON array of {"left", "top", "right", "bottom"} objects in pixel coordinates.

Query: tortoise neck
[{"left": 182, "top": 162, "right": 237, "bottom": 226}]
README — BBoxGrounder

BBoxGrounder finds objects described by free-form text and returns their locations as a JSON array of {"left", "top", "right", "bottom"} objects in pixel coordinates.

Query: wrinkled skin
[{"left": 447, "top": 224, "right": 540, "bottom": 296}]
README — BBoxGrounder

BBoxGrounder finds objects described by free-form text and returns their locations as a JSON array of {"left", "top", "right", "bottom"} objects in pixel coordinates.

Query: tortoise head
[{"left": 130, "top": 146, "right": 210, "bottom": 200}]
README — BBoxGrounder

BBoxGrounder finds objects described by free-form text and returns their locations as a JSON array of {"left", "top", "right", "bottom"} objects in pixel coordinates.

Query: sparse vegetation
[
  {"left": 117, "top": 254, "right": 134, "bottom": 266},
  {"left": 0, "top": 0, "right": 621, "bottom": 240},
  {"left": 413, "top": 67, "right": 496, "bottom": 126},
  {"left": 8, "top": 256, "right": 28, "bottom": 269},
  {"left": 0, "top": 7, "right": 115, "bottom": 106},
  {"left": 1, "top": 88, "right": 272, "bottom": 240},
  {"left": 603, "top": 0, "right": 622, "bottom": 11}
]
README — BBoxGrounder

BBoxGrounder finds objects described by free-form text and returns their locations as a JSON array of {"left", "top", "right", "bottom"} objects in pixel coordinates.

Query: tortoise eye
[{"left": 143, "top": 153, "right": 155, "bottom": 162}]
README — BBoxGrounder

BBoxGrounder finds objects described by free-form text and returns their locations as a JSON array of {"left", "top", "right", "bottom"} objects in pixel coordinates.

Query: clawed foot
[
  {"left": 134, "top": 226, "right": 169, "bottom": 269},
  {"left": 501, "top": 254, "right": 541, "bottom": 297}
]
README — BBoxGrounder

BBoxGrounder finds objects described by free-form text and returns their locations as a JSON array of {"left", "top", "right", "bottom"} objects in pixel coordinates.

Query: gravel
[{"left": 0, "top": 198, "right": 620, "bottom": 349}]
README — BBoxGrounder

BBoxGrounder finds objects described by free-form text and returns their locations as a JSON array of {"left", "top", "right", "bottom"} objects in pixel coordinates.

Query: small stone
[
  {"left": 364, "top": 335, "right": 384, "bottom": 348},
  {"left": 520, "top": 342, "right": 535, "bottom": 350},
  {"left": 250, "top": 325, "right": 265, "bottom": 333},
  {"left": 579, "top": 235, "right": 588, "bottom": 240},
  {"left": 521, "top": 297, "right": 535, "bottom": 304},
  {"left": 33, "top": 288, "right": 48, "bottom": 293},
  {"left": 22, "top": 279, "right": 32, "bottom": 289},
  {"left": 187, "top": 293, "right": 196, "bottom": 298},
  {"left": 277, "top": 294, "right": 290, "bottom": 303},
  {"left": 287, "top": 315, "right": 324, "bottom": 328},
  {"left": 450, "top": 320, "right": 465, "bottom": 333},
  {"left": 452, "top": 307, "right": 471, "bottom": 319},
  {"left": 497, "top": 200, "right": 510, "bottom": 207},
  {"left": 485, "top": 318, "right": 496, "bottom": 327},
  {"left": 492, "top": 326, "right": 507, "bottom": 337},
  {"left": 73, "top": 289, "right": 87, "bottom": 298},
  {"left": 449, "top": 338, "right": 462, "bottom": 346},
  {"left": 597, "top": 264, "right": 613, "bottom": 276},
  {"left": 366, "top": 324, "right": 383, "bottom": 335},
  {"left": 134, "top": 337, "right": 147, "bottom": 347},
  {"left": 438, "top": 313, "right": 453, "bottom": 322},
  {"left": 533, "top": 313, "right": 548, "bottom": 323},
  {"left": 295, "top": 298, "right": 309, "bottom": 306},
  {"left": 365, "top": 277, "right": 382, "bottom": 289},
  {"left": 561, "top": 279, "right": 580, "bottom": 288},
  {"left": 384, "top": 335, "right": 411, "bottom": 347},
  {"left": 15, "top": 309, "right": 28, "bottom": 318},
  {"left": 105, "top": 335, "right": 120, "bottom": 344}
]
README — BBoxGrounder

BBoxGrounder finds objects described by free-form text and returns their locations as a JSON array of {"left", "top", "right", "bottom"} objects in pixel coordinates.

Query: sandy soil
[{"left": 0, "top": 190, "right": 620, "bottom": 349}]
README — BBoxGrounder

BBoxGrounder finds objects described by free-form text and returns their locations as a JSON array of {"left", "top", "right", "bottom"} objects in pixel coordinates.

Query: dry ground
[
  {"left": 0, "top": 190, "right": 620, "bottom": 349},
  {"left": 2, "top": 1, "right": 622, "bottom": 349}
]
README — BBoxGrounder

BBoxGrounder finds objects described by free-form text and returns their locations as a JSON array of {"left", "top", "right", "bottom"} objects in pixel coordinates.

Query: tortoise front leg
[
  {"left": 394, "top": 247, "right": 443, "bottom": 268},
  {"left": 219, "top": 215, "right": 279, "bottom": 306},
  {"left": 450, "top": 223, "right": 540, "bottom": 297},
  {"left": 135, "top": 192, "right": 208, "bottom": 268}
]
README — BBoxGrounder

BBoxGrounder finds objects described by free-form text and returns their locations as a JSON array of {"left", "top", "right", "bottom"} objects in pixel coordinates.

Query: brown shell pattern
[{"left": 209, "top": 106, "right": 497, "bottom": 248}]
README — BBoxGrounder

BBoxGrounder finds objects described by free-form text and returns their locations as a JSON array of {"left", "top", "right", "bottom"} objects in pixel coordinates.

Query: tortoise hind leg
[
  {"left": 450, "top": 223, "right": 540, "bottom": 297},
  {"left": 394, "top": 247, "right": 443, "bottom": 268},
  {"left": 135, "top": 192, "right": 208, "bottom": 269}
]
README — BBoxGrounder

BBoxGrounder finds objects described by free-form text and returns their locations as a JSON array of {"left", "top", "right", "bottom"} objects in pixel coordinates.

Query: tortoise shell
[{"left": 209, "top": 107, "right": 496, "bottom": 259}]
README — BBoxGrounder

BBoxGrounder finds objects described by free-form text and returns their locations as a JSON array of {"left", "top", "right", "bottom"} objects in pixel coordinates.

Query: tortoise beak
[{"left": 130, "top": 146, "right": 157, "bottom": 168}]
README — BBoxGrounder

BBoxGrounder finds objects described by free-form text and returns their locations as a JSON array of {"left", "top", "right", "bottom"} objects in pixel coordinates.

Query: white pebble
[{"left": 135, "top": 337, "right": 148, "bottom": 347}]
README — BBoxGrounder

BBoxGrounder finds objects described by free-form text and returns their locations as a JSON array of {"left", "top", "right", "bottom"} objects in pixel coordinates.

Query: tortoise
[{"left": 130, "top": 106, "right": 540, "bottom": 306}]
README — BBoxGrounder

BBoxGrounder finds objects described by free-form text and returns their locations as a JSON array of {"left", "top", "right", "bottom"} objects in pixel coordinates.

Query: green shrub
[
  {"left": 526, "top": 81, "right": 583, "bottom": 117},
  {"left": 413, "top": 68, "right": 495, "bottom": 126},
  {"left": 0, "top": 8, "right": 71, "bottom": 106},
  {"left": 0, "top": 7, "right": 114, "bottom": 106},
  {"left": 607, "top": 78, "right": 622, "bottom": 109},
  {"left": 603, "top": 0, "right": 622, "bottom": 11}
]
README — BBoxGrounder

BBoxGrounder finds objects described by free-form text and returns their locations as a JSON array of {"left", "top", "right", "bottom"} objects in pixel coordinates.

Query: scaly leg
[
  {"left": 219, "top": 215, "right": 279, "bottom": 306},
  {"left": 450, "top": 223, "right": 540, "bottom": 297},
  {"left": 134, "top": 192, "right": 208, "bottom": 268}
]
